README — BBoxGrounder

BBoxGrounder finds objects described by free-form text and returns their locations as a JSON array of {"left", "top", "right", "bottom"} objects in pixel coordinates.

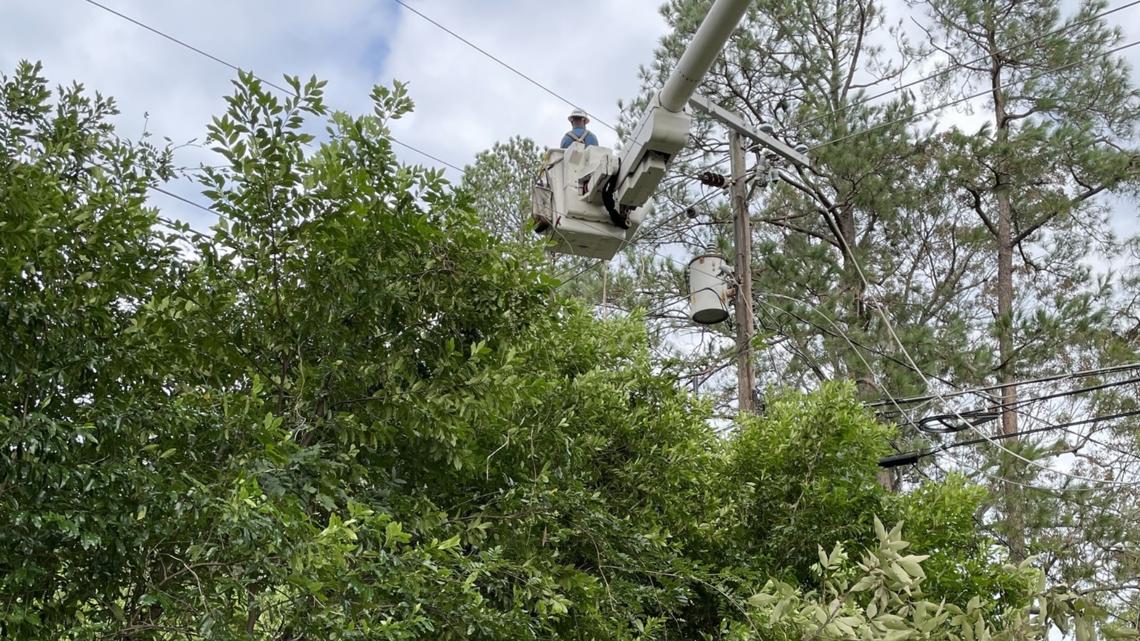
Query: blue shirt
[{"left": 560, "top": 127, "right": 599, "bottom": 148}]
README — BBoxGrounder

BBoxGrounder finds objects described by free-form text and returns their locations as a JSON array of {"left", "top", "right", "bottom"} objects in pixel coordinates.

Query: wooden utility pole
[
  {"left": 729, "top": 131, "right": 755, "bottom": 413},
  {"left": 687, "top": 95, "right": 809, "bottom": 414}
]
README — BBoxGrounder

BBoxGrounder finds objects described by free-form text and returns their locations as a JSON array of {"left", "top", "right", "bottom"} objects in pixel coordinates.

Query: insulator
[{"left": 698, "top": 171, "right": 727, "bottom": 188}]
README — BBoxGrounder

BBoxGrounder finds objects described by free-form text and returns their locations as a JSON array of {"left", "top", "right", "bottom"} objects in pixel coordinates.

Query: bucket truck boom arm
[
  {"left": 614, "top": 0, "right": 752, "bottom": 210},
  {"left": 531, "top": 0, "right": 752, "bottom": 260}
]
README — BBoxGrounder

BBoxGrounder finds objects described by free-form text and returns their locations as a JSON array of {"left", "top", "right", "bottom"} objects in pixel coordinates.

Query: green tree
[
  {"left": 624, "top": 0, "right": 980, "bottom": 406},
  {"left": 459, "top": 135, "right": 544, "bottom": 242},
  {"left": 0, "top": 61, "right": 1102, "bottom": 640},
  {"left": 912, "top": 0, "right": 1140, "bottom": 574},
  {"left": 0, "top": 60, "right": 181, "bottom": 634},
  {"left": 739, "top": 517, "right": 1110, "bottom": 641}
]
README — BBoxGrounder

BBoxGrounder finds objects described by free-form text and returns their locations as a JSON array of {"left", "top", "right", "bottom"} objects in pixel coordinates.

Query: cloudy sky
[
  {"left": 3, "top": 1, "right": 1140, "bottom": 234},
  {"left": 0, "top": 0, "right": 667, "bottom": 229}
]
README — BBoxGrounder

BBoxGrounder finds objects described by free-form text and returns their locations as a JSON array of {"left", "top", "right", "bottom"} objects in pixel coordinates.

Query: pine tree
[{"left": 912, "top": 0, "right": 1140, "bottom": 563}]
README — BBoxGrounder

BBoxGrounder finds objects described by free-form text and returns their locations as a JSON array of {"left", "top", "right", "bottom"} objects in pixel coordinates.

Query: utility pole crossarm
[{"left": 688, "top": 94, "right": 810, "bottom": 169}]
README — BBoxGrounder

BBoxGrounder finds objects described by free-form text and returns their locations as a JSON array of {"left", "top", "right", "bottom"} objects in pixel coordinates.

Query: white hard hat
[{"left": 568, "top": 108, "right": 589, "bottom": 122}]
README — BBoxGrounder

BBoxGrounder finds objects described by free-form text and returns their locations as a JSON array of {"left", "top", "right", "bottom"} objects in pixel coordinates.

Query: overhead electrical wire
[
  {"left": 793, "top": 171, "right": 1140, "bottom": 487},
  {"left": 876, "top": 286, "right": 1140, "bottom": 486},
  {"left": 695, "top": 287, "right": 935, "bottom": 491},
  {"left": 80, "top": 0, "right": 468, "bottom": 175},
  {"left": 750, "top": 292, "right": 1002, "bottom": 490},
  {"left": 152, "top": 185, "right": 227, "bottom": 219},
  {"left": 905, "top": 374, "right": 1140, "bottom": 435},
  {"left": 745, "top": 292, "right": 1101, "bottom": 492},
  {"left": 807, "top": 38, "right": 1140, "bottom": 151},
  {"left": 792, "top": 0, "right": 1140, "bottom": 132},
  {"left": 746, "top": 290, "right": 1135, "bottom": 491},
  {"left": 388, "top": 0, "right": 617, "bottom": 133},
  {"left": 890, "top": 407, "right": 1140, "bottom": 465},
  {"left": 868, "top": 361, "right": 1140, "bottom": 409},
  {"left": 745, "top": 290, "right": 1133, "bottom": 438}
]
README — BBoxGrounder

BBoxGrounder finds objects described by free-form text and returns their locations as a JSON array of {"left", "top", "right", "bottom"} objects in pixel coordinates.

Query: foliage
[
  {"left": 894, "top": 476, "right": 1035, "bottom": 610},
  {"left": 0, "top": 60, "right": 1116, "bottom": 640},
  {"left": 741, "top": 518, "right": 1058, "bottom": 641},
  {"left": 724, "top": 384, "right": 896, "bottom": 581},
  {"left": 1, "top": 59, "right": 181, "bottom": 634},
  {"left": 459, "top": 135, "right": 544, "bottom": 242}
]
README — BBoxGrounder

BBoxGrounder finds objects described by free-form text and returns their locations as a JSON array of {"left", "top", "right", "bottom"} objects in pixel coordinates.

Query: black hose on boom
[{"left": 601, "top": 162, "right": 629, "bottom": 229}]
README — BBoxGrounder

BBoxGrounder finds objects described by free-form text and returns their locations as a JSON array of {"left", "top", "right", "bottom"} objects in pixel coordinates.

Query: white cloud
[
  {"left": 0, "top": 0, "right": 401, "bottom": 228},
  {"left": 0, "top": 0, "right": 668, "bottom": 229},
  {"left": 4, "top": 0, "right": 1140, "bottom": 232},
  {"left": 379, "top": 1, "right": 667, "bottom": 166}
]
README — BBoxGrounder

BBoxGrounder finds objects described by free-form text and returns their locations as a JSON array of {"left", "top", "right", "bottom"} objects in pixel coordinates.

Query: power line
[
  {"left": 152, "top": 185, "right": 226, "bottom": 219},
  {"left": 80, "top": 0, "right": 287, "bottom": 88},
  {"left": 749, "top": 292, "right": 992, "bottom": 473},
  {"left": 793, "top": 0, "right": 1140, "bottom": 132},
  {"left": 894, "top": 407, "right": 1140, "bottom": 463},
  {"left": 809, "top": 39, "right": 1140, "bottom": 151},
  {"left": 388, "top": 138, "right": 467, "bottom": 174},
  {"left": 904, "top": 374, "right": 1140, "bottom": 434},
  {"left": 749, "top": 288, "right": 1134, "bottom": 491},
  {"left": 750, "top": 289, "right": 1140, "bottom": 480},
  {"left": 750, "top": 292, "right": 995, "bottom": 491},
  {"left": 794, "top": 171, "right": 1140, "bottom": 488},
  {"left": 745, "top": 292, "right": 1101, "bottom": 492},
  {"left": 752, "top": 291, "right": 963, "bottom": 403},
  {"left": 869, "top": 362, "right": 1140, "bottom": 409},
  {"left": 81, "top": 0, "right": 466, "bottom": 175},
  {"left": 388, "top": 0, "right": 617, "bottom": 133},
  {"left": 755, "top": 293, "right": 912, "bottom": 401}
]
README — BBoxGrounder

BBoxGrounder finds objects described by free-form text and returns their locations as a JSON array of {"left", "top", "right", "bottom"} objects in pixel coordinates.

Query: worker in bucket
[{"left": 560, "top": 108, "right": 599, "bottom": 148}]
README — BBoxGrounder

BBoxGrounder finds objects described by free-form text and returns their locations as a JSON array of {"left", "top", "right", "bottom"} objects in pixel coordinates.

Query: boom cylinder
[{"left": 658, "top": 0, "right": 752, "bottom": 113}]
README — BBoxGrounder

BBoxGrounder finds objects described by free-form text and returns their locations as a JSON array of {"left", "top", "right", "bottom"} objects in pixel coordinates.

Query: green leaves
[
  {"left": 1, "top": 62, "right": 1081, "bottom": 641},
  {"left": 458, "top": 135, "right": 545, "bottom": 242},
  {"left": 744, "top": 522, "right": 1064, "bottom": 641}
]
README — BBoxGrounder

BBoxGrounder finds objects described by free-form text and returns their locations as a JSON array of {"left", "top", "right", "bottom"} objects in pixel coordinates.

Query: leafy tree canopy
[{"left": 0, "top": 61, "right": 1110, "bottom": 640}]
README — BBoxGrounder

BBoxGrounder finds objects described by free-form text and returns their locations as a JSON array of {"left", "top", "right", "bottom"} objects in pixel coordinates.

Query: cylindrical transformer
[{"left": 688, "top": 254, "right": 730, "bottom": 324}]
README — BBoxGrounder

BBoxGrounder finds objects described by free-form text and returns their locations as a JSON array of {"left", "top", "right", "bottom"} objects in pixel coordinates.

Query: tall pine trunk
[{"left": 990, "top": 44, "right": 1025, "bottom": 561}]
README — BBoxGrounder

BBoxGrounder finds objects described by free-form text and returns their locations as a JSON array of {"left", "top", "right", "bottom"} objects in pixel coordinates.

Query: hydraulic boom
[
  {"left": 532, "top": 0, "right": 752, "bottom": 259},
  {"left": 616, "top": 0, "right": 751, "bottom": 210}
]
